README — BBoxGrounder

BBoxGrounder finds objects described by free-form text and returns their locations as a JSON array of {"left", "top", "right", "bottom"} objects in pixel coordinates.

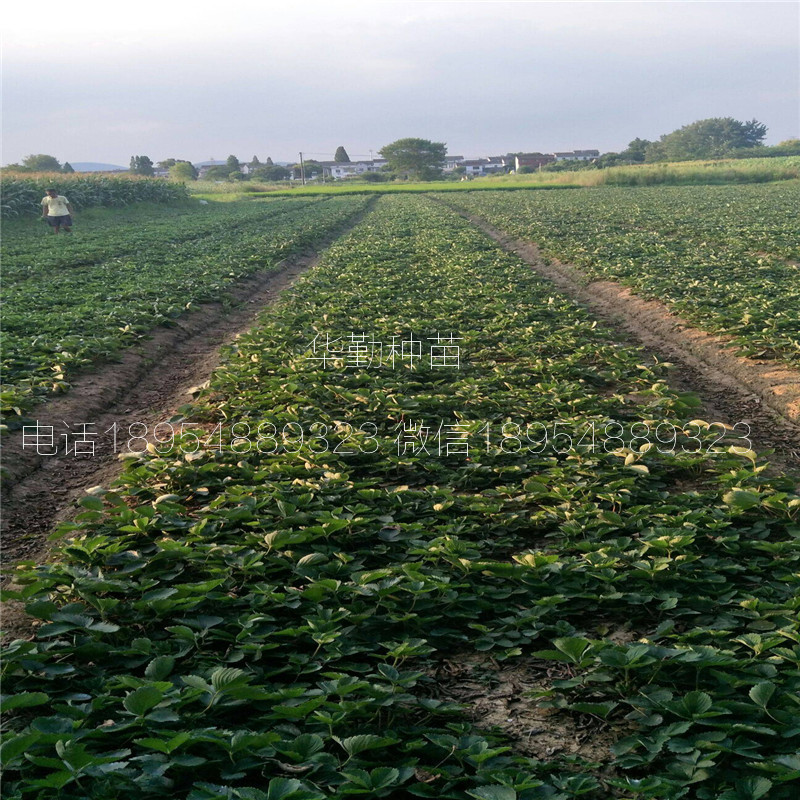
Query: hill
[{"left": 70, "top": 162, "right": 128, "bottom": 172}]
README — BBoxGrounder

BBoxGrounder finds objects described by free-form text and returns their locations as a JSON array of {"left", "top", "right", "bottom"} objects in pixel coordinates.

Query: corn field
[{"left": 0, "top": 173, "right": 189, "bottom": 218}]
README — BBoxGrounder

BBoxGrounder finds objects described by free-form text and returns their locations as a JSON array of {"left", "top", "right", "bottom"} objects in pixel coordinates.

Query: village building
[
  {"left": 443, "top": 156, "right": 465, "bottom": 172},
  {"left": 460, "top": 157, "right": 508, "bottom": 176},
  {"left": 318, "top": 159, "right": 389, "bottom": 180},
  {"left": 552, "top": 149, "right": 600, "bottom": 162}
]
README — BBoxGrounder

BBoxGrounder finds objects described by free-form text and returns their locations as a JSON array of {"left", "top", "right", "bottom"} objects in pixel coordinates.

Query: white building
[
  {"left": 459, "top": 157, "right": 507, "bottom": 176},
  {"left": 443, "top": 155, "right": 465, "bottom": 172},
  {"left": 321, "top": 159, "right": 389, "bottom": 180}
]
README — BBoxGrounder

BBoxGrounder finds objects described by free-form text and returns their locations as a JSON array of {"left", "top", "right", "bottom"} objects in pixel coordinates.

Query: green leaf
[
  {"left": 0, "top": 692, "right": 50, "bottom": 712},
  {"left": 749, "top": 681, "right": 776, "bottom": 708},
  {"left": 0, "top": 733, "right": 41, "bottom": 764},
  {"left": 265, "top": 777, "right": 324, "bottom": 800},
  {"left": 123, "top": 686, "right": 163, "bottom": 716},
  {"left": 334, "top": 734, "right": 393, "bottom": 756},
  {"left": 281, "top": 733, "right": 324, "bottom": 760},
  {"left": 145, "top": 655, "right": 176, "bottom": 680},
  {"left": 368, "top": 767, "right": 400, "bottom": 789},
  {"left": 78, "top": 496, "right": 104, "bottom": 511},
  {"left": 569, "top": 701, "right": 618, "bottom": 718},
  {"left": 466, "top": 788, "right": 517, "bottom": 800},
  {"left": 681, "top": 690, "right": 713, "bottom": 716},
  {"left": 553, "top": 637, "right": 592, "bottom": 664},
  {"left": 722, "top": 489, "right": 761, "bottom": 511},
  {"left": 210, "top": 667, "right": 248, "bottom": 691}
]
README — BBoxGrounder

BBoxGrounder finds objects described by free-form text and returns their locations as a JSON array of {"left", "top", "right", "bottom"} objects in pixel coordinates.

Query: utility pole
[{"left": 299, "top": 152, "right": 306, "bottom": 186}]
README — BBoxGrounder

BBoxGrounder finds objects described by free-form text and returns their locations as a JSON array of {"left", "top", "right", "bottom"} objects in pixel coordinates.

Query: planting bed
[
  {"left": 3, "top": 196, "right": 799, "bottom": 799},
  {"left": 442, "top": 182, "right": 800, "bottom": 365}
]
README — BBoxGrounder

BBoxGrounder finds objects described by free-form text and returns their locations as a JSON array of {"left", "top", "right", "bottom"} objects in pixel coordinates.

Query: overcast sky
[{"left": 3, "top": 0, "right": 798, "bottom": 166}]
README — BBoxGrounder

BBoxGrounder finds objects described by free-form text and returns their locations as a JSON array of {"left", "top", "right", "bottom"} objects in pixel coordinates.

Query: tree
[
  {"left": 379, "top": 138, "right": 447, "bottom": 179},
  {"left": 203, "top": 165, "right": 231, "bottom": 181},
  {"left": 22, "top": 154, "right": 62, "bottom": 172},
  {"left": 62, "top": 162, "right": 75, "bottom": 174},
  {"left": 595, "top": 153, "right": 622, "bottom": 168},
  {"left": 129, "top": 155, "right": 155, "bottom": 176},
  {"left": 620, "top": 138, "right": 650, "bottom": 164},
  {"left": 169, "top": 162, "right": 197, "bottom": 181},
  {"left": 645, "top": 118, "right": 767, "bottom": 162},
  {"left": 158, "top": 158, "right": 178, "bottom": 170},
  {"left": 226, "top": 154, "right": 241, "bottom": 172},
  {"left": 265, "top": 156, "right": 274, "bottom": 166},
  {"left": 249, "top": 155, "right": 261, "bottom": 171},
  {"left": 251, "top": 165, "right": 290, "bottom": 181},
  {"left": 361, "top": 171, "right": 388, "bottom": 183},
  {"left": 334, "top": 146, "right": 350, "bottom": 163},
  {"left": 289, "top": 160, "right": 322, "bottom": 180}
]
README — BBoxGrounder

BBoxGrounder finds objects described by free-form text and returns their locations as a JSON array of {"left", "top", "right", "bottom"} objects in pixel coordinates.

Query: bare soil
[
  {"left": 430, "top": 653, "right": 622, "bottom": 764},
  {"left": 445, "top": 205, "right": 800, "bottom": 468}
]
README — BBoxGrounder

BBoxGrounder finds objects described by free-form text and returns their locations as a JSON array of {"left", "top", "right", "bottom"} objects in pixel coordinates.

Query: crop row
[
  {"left": 1, "top": 175, "right": 190, "bottom": 219},
  {"left": 3, "top": 195, "right": 798, "bottom": 799},
  {"left": 1, "top": 197, "right": 368, "bottom": 418},
  {"left": 442, "top": 182, "right": 800, "bottom": 364},
  {"left": 1, "top": 198, "right": 317, "bottom": 280}
]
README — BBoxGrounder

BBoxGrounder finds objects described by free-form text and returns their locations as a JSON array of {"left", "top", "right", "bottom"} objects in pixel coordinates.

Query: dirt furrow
[{"left": 444, "top": 203, "right": 800, "bottom": 465}]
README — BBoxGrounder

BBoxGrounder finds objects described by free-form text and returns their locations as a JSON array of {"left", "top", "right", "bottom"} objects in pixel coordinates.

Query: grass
[
  {"left": 487, "top": 154, "right": 800, "bottom": 187},
  {"left": 186, "top": 155, "right": 800, "bottom": 201}
]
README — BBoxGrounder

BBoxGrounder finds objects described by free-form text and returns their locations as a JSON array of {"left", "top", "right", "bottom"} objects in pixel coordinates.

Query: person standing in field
[{"left": 40, "top": 188, "right": 74, "bottom": 234}]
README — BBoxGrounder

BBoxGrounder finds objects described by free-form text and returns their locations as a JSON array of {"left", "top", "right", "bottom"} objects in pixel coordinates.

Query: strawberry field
[
  {"left": 1, "top": 197, "right": 367, "bottom": 418},
  {"left": 442, "top": 182, "right": 800, "bottom": 364},
  {"left": 3, "top": 194, "right": 799, "bottom": 799}
]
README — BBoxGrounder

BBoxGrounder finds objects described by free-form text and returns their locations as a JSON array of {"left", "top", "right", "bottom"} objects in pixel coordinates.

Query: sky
[{"left": 3, "top": 0, "right": 798, "bottom": 166}]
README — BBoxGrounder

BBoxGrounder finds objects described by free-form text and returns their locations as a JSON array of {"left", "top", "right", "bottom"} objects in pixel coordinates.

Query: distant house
[
  {"left": 515, "top": 153, "right": 556, "bottom": 171},
  {"left": 553, "top": 150, "right": 600, "bottom": 162},
  {"left": 460, "top": 157, "right": 507, "bottom": 177},
  {"left": 460, "top": 160, "right": 487, "bottom": 176},
  {"left": 325, "top": 162, "right": 367, "bottom": 179},
  {"left": 319, "top": 159, "right": 389, "bottom": 180},
  {"left": 443, "top": 155, "right": 465, "bottom": 172}
]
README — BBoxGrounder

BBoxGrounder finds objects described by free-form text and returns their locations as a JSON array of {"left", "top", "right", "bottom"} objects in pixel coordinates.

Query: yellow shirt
[{"left": 41, "top": 195, "right": 70, "bottom": 216}]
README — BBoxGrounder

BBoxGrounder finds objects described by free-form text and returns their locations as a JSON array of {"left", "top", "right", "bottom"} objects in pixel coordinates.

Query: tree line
[{"left": 5, "top": 118, "right": 798, "bottom": 183}]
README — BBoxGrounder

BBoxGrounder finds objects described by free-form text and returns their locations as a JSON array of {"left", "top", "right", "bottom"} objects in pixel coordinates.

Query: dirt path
[
  {"left": 443, "top": 203, "right": 800, "bottom": 467},
  {"left": 1, "top": 204, "right": 374, "bottom": 570}
]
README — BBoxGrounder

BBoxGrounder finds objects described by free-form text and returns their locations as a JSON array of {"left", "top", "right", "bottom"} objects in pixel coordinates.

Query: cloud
[{"left": 2, "top": 1, "right": 797, "bottom": 163}]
